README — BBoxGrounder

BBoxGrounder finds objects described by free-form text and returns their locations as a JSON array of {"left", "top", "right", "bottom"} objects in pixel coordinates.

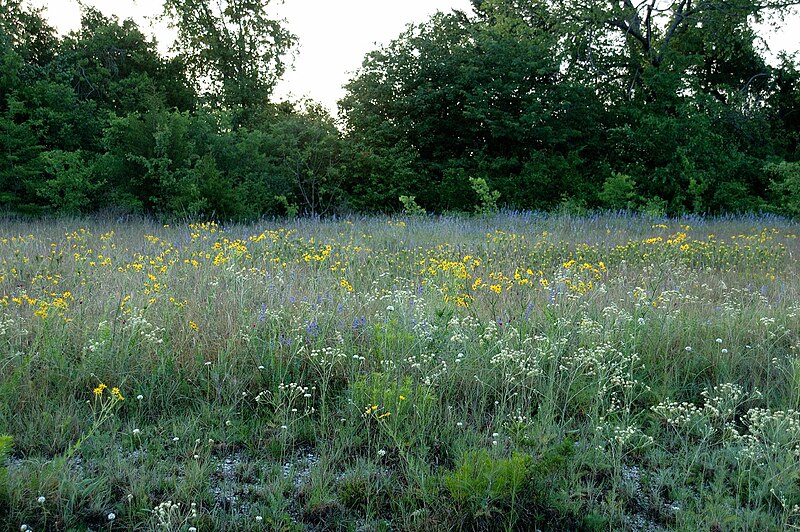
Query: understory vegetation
[{"left": 1, "top": 213, "right": 800, "bottom": 530}]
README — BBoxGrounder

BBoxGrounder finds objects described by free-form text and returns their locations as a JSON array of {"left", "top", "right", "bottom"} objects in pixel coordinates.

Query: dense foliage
[{"left": 0, "top": 0, "right": 799, "bottom": 217}]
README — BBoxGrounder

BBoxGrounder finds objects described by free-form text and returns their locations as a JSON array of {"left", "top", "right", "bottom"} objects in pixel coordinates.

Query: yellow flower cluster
[{"left": 93, "top": 383, "right": 124, "bottom": 401}]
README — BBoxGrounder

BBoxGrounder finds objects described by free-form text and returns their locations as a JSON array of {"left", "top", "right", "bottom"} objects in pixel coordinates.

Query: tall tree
[
  {"left": 162, "top": 0, "right": 296, "bottom": 125},
  {"left": 58, "top": 7, "right": 195, "bottom": 115},
  {"left": 340, "top": 10, "right": 604, "bottom": 211},
  {"left": 474, "top": 0, "right": 800, "bottom": 102}
]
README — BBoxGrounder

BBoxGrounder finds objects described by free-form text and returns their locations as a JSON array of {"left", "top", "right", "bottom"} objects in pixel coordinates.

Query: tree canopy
[{"left": 0, "top": 0, "right": 798, "bottom": 218}]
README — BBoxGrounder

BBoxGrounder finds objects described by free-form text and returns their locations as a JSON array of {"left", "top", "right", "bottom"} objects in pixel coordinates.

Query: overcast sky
[{"left": 27, "top": 0, "right": 800, "bottom": 114}]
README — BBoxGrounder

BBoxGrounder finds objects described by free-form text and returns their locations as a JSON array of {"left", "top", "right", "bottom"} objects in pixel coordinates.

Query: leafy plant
[
  {"left": 469, "top": 177, "right": 500, "bottom": 216},
  {"left": 0, "top": 434, "right": 12, "bottom": 505},
  {"left": 399, "top": 195, "right": 426, "bottom": 216}
]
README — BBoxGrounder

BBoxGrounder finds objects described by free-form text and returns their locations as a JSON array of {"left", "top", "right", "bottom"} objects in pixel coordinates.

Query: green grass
[{"left": 1, "top": 212, "right": 800, "bottom": 530}]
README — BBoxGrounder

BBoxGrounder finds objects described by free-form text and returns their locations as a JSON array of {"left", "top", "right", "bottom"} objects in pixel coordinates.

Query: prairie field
[{"left": 2, "top": 212, "right": 800, "bottom": 531}]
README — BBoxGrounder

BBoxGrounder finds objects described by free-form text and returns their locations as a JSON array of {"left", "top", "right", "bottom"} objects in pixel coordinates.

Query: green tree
[
  {"left": 36, "top": 150, "right": 102, "bottom": 214},
  {"left": 340, "top": 10, "right": 603, "bottom": 212},
  {"left": 58, "top": 7, "right": 195, "bottom": 115},
  {"left": 162, "top": 0, "right": 296, "bottom": 125},
  {"left": 265, "top": 102, "right": 344, "bottom": 215}
]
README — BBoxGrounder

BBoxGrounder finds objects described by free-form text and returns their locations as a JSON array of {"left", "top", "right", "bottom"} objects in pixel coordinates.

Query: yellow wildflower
[{"left": 93, "top": 383, "right": 107, "bottom": 396}]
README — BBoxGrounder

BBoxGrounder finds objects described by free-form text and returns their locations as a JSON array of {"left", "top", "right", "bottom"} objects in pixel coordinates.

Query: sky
[{"left": 27, "top": 0, "right": 800, "bottom": 114}]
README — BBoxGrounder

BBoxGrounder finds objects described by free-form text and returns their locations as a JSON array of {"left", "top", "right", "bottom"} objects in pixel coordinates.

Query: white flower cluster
[
  {"left": 490, "top": 346, "right": 543, "bottom": 381},
  {"left": 308, "top": 345, "right": 348, "bottom": 367},
  {"left": 739, "top": 408, "right": 800, "bottom": 460},
  {"left": 124, "top": 308, "right": 164, "bottom": 345},
  {"left": 577, "top": 317, "right": 603, "bottom": 336},
  {"left": 652, "top": 383, "right": 759, "bottom": 440},
  {"left": 651, "top": 401, "right": 705, "bottom": 428},
  {"left": 152, "top": 500, "right": 198, "bottom": 529},
  {"left": 0, "top": 313, "right": 28, "bottom": 338}
]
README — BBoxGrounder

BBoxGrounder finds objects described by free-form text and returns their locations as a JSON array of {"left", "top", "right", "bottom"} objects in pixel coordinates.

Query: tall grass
[{"left": 1, "top": 212, "right": 799, "bottom": 530}]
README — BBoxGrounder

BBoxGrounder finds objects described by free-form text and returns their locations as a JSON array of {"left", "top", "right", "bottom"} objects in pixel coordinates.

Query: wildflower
[
  {"left": 189, "top": 320, "right": 199, "bottom": 331},
  {"left": 172, "top": 437, "right": 179, "bottom": 442},
  {"left": 456, "top": 422, "right": 464, "bottom": 427},
  {"left": 637, "top": 317, "right": 646, "bottom": 325},
  {"left": 716, "top": 338, "right": 723, "bottom": 343},
  {"left": 107, "top": 513, "right": 115, "bottom": 521},
  {"left": 685, "top": 346, "right": 692, "bottom": 352},
  {"left": 377, "top": 449, "right": 386, "bottom": 457},
  {"left": 136, "top": 394, "right": 143, "bottom": 400},
  {"left": 386, "top": 305, "right": 395, "bottom": 312},
  {"left": 340, "top": 279, "right": 354, "bottom": 292},
  {"left": 255, "top": 516, "right": 263, "bottom": 522},
  {"left": 132, "top": 428, "right": 141, "bottom": 435},
  {"left": 111, "top": 387, "right": 124, "bottom": 401},
  {"left": 721, "top": 348, "right": 728, "bottom": 354},
  {"left": 37, "top": 496, "right": 45, "bottom": 504},
  {"left": 399, "top": 395, "right": 406, "bottom": 401},
  {"left": 93, "top": 383, "right": 107, "bottom": 396}
]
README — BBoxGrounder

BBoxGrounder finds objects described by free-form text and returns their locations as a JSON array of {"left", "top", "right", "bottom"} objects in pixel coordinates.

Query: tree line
[{"left": 1, "top": 0, "right": 799, "bottom": 218}]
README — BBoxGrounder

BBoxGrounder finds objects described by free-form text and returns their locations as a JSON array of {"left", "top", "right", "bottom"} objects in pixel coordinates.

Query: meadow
[{"left": 1, "top": 212, "right": 800, "bottom": 531}]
